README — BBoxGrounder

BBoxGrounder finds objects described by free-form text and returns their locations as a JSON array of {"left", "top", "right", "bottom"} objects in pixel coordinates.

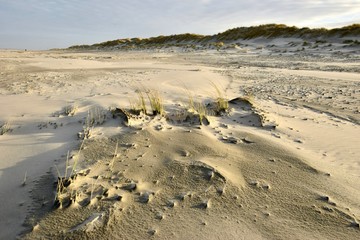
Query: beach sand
[{"left": 0, "top": 46, "right": 359, "bottom": 239}]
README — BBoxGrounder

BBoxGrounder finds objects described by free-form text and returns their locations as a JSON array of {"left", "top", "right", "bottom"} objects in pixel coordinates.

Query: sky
[{"left": 0, "top": 0, "right": 359, "bottom": 50}]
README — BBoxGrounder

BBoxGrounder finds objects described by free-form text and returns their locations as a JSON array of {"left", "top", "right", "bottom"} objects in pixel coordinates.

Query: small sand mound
[{"left": 22, "top": 113, "right": 360, "bottom": 239}]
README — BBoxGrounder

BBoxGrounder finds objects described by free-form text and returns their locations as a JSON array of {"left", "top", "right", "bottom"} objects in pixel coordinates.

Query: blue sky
[{"left": 1, "top": 0, "right": 359, "bottom": 50}]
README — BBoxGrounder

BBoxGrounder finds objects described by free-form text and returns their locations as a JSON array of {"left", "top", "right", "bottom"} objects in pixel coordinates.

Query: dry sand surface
[{"left": 0, "top": 47, "right": 359, "bottom": 239}]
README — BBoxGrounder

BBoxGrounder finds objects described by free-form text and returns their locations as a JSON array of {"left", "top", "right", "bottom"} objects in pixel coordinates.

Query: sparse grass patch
[
  {"left": 130, "top": 89, "right": 147, "bottom": 114},
  {"left": 243, "top": 90, "right": 255, "bottom": 104},
  {"left": 64, "top": 103, "right": 78, "bottom": 116},
  {"left": 21, "top": 171, "right": 27, "bottom": 186},
  {"left": 54, "top": 142, "right": 84, "bottom": 209},
  {"left": 147, "top": 90, "right": 164, "bottom": 116},
  {"left": 88, "top": 106, "right": 106, "bottom": 126},
  {"left": 54, "top": 163, "right": 71, "bottom": 209},
  {"left": 193, "top": 102, "right": 208, "bottom": 124},
  {"left": 78, "top": 106, "right": 106, "bottom": 140},
  {"left": 302, "top": 41, "right": 310, "bottom": 46},
  {"left": 70, "top": 141, "right": 85, "bottom": 177},
  {"left": 0, "top": 121, "right": 12, "bottom": 135},
  {"left": 183, "top": 87, "right": 209, "bottom": 125},
  {"left": 343, "top": 39, "right": 360, "bottom": 45},
  {"left": 210, "top": 82, "right": 229, "bottom": 114},
  {"left": 81, "top": 111, "right": 94, "bottom": 139},
  {"left": 109, "top": 140, "right": 118, "bottom": 172},
  {"left": 315, "top": 40, "right": 327, "bottom": 44},
  {"left": 183, "top": 87, "right": 195, "bottom": 111}
]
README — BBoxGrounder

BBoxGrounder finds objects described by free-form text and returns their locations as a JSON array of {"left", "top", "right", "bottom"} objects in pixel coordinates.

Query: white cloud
[{"left": 0, "top": 0, "right": 359, "bottom": 49}]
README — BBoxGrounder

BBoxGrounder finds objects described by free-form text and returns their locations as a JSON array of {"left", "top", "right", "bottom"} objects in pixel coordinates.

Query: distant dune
[{"left": 68, "top": 23, "right": 360, "bottom": 50}]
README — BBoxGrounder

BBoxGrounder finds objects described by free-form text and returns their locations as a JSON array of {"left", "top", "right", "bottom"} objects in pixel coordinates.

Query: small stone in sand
[
  {"left": 148, "top": 229, "right": 157, "bottom": 236},
  {"left": 156, "top": 212, "right": 164, "bottom": 220},
  {"left": 199, "top": 199, "right": 211, "bottom": 209},
  {"left": 168, "top": 200, "right": 178, "bottom": 208},
  {"left": 122, "top": 182, "right": 137, "bottom": 191},
  {"left": 206, "top": 171, "right": 214, "bottom": 180}
]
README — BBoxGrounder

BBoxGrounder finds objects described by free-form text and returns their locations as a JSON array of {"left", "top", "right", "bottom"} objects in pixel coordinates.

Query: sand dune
[{"left": 0, "top": 46, "right": 359, "bottom": 239}]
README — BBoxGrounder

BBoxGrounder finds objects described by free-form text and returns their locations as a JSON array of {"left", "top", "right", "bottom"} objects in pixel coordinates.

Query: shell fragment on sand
[{"left": 70, "top": 212, "right": 106, "bottom": 233}]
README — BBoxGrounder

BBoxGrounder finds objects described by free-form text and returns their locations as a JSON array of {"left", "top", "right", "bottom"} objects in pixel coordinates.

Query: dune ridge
[{"left": 68, "top": 23, "right": 360, "bottom": 50}]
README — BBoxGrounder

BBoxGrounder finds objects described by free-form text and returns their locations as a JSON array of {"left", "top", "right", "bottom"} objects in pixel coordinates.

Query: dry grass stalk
[
  {"left": 147, "top": 90, "right": 164, "bottom": 116},
  {"left": 210, "top": 82, "right": 229, "bottom": 114},
  {"left": 64, "top": 103, "right": 78, "bottom": 116},
  {"left": 0, "top": 121, "right": 12, "bottom": 135}
]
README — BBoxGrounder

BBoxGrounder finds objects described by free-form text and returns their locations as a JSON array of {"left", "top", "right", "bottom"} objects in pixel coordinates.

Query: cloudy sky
[{"left": 1, "top": 0, "right": 359, "bottom": 49}]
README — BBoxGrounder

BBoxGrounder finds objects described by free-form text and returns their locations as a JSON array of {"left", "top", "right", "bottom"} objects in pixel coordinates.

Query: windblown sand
[{"left": 0, "top": 47, "right": 359, "bottom": 239}]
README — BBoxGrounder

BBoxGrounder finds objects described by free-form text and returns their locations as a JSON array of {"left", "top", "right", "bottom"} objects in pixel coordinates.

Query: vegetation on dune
[
  {"left": 129, "top": 88, "right": 164, "bottom": 116},
  {"left": 0, "top": 121, "right": 12, "bottom": 135},
  {"left": 215, "top": 24, "right": 360, "bottom": 41},
  {"left": 142, "top": 33, "right": 208, "bottom": 45},
  {"left": 147, "top": 90, "right": 164, "bottom": 116},
  {"left": 329, "top": 24, "right": 360, "bottom": 37},
  {"left": 68, "top": 24, "right": 360, "bottom": 50},
  {"left": 210, "top": 82, "right": 229, "bottom": 115}
]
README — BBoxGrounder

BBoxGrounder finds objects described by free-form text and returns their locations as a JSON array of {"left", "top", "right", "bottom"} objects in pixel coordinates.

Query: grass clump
[
  {"left": 64, "top": 103, "right": 78, "bottom": 116},
  {"left": 147, "top": 90, "right": 164, "bottom": 116},
  {"left": 211, "top": 82, "right": 229, "bottom": 114},
  {"left": 54, "top": 152, "right": 73, "bottom": 209},
  {"left": 109, "top": 140, "right": 118, "bottom": 172},
  {"left": 21, "top": 171, "right": 27, "bottom": 186},
  {"left": 193, "top": 102, "right": 208, "bottom": 124},
  {"left": 79, "top": 106, "right": 106, "bottom": 140},
  {"left": 88, "top": 106, "right": 106, "bottom": 126},
  {"left": 0, "top": 121, "right": 12, "bottom": 135},
  {"left": 130, "top": 89, "right": 147, "bottom": 115},
  {"left": 81, "top": 111, "right": 94, "bottom": 139},
  {"left": 184, "top": 87, "right": 209, "bottom": 125},
  {"left": 54, "top": 142, "right": 84, "bottom": 209}
]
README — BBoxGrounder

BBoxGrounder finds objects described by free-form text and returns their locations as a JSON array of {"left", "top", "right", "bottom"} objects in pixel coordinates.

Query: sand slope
[{"left": 0, "top": 48, "right": 359, "bottom": 239}]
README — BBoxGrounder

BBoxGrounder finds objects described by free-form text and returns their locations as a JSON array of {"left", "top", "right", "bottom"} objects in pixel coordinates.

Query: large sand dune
[{"left": 0, "top": 46, "right": 359, "bottom": 239}]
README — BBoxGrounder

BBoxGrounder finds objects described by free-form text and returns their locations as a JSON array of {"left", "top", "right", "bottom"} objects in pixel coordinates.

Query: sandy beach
[{"left": 0, "top": 44, "right": 359, "bottom": 239}]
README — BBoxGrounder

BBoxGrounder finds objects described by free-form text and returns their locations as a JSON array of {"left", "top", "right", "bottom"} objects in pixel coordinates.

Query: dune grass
[
  {"left": 54, "top": 141, "right": 85, "bottom": 208},
  {"left": 110, "top": 140, "right": 118, "bottom": 172},
  {"left": 82, "top": 111, "right": 94, "bottom": 139},
  {"left": 54, "top": 165, "right": 66, "bottom": 208},
  {"left": 193, "top": 102, "right": 208, "bottom": 124},
  {"left": 184, "top": 87, "right": 209, "bottom": 124},
  {"left": 130, "top": 87, "right": 165, "bottom": 116},
  {"left": 21, "top": 171, "right": 27, "bottom": 186},
  {"left": 146, "top": 90, "right": 164, "bottom": 116},
  {"left": 0, "top": 121, "right": 12, "bottom": 135},
  {"left": 64, "top": 103, "right": 78, "bottom": 116},
  {"left": 88, "top": 106, "right": 106, "bottom": 126},
  {"left": 69, "top": 23, "right": 360, "bottom": 51},
  {"left": 130, "top": 89, "right": 147, "bottom": 114},
  {"left": 210, "top": 82, "right": 229, "bottom": 114},
  {"left": 69, "top": 141, "right": 85, "bottom": 177}
]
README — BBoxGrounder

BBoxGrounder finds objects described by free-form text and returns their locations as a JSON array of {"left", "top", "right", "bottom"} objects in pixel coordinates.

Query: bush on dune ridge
[{"left": 68, "top": 24, "right": 360, "bottom": 49}]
